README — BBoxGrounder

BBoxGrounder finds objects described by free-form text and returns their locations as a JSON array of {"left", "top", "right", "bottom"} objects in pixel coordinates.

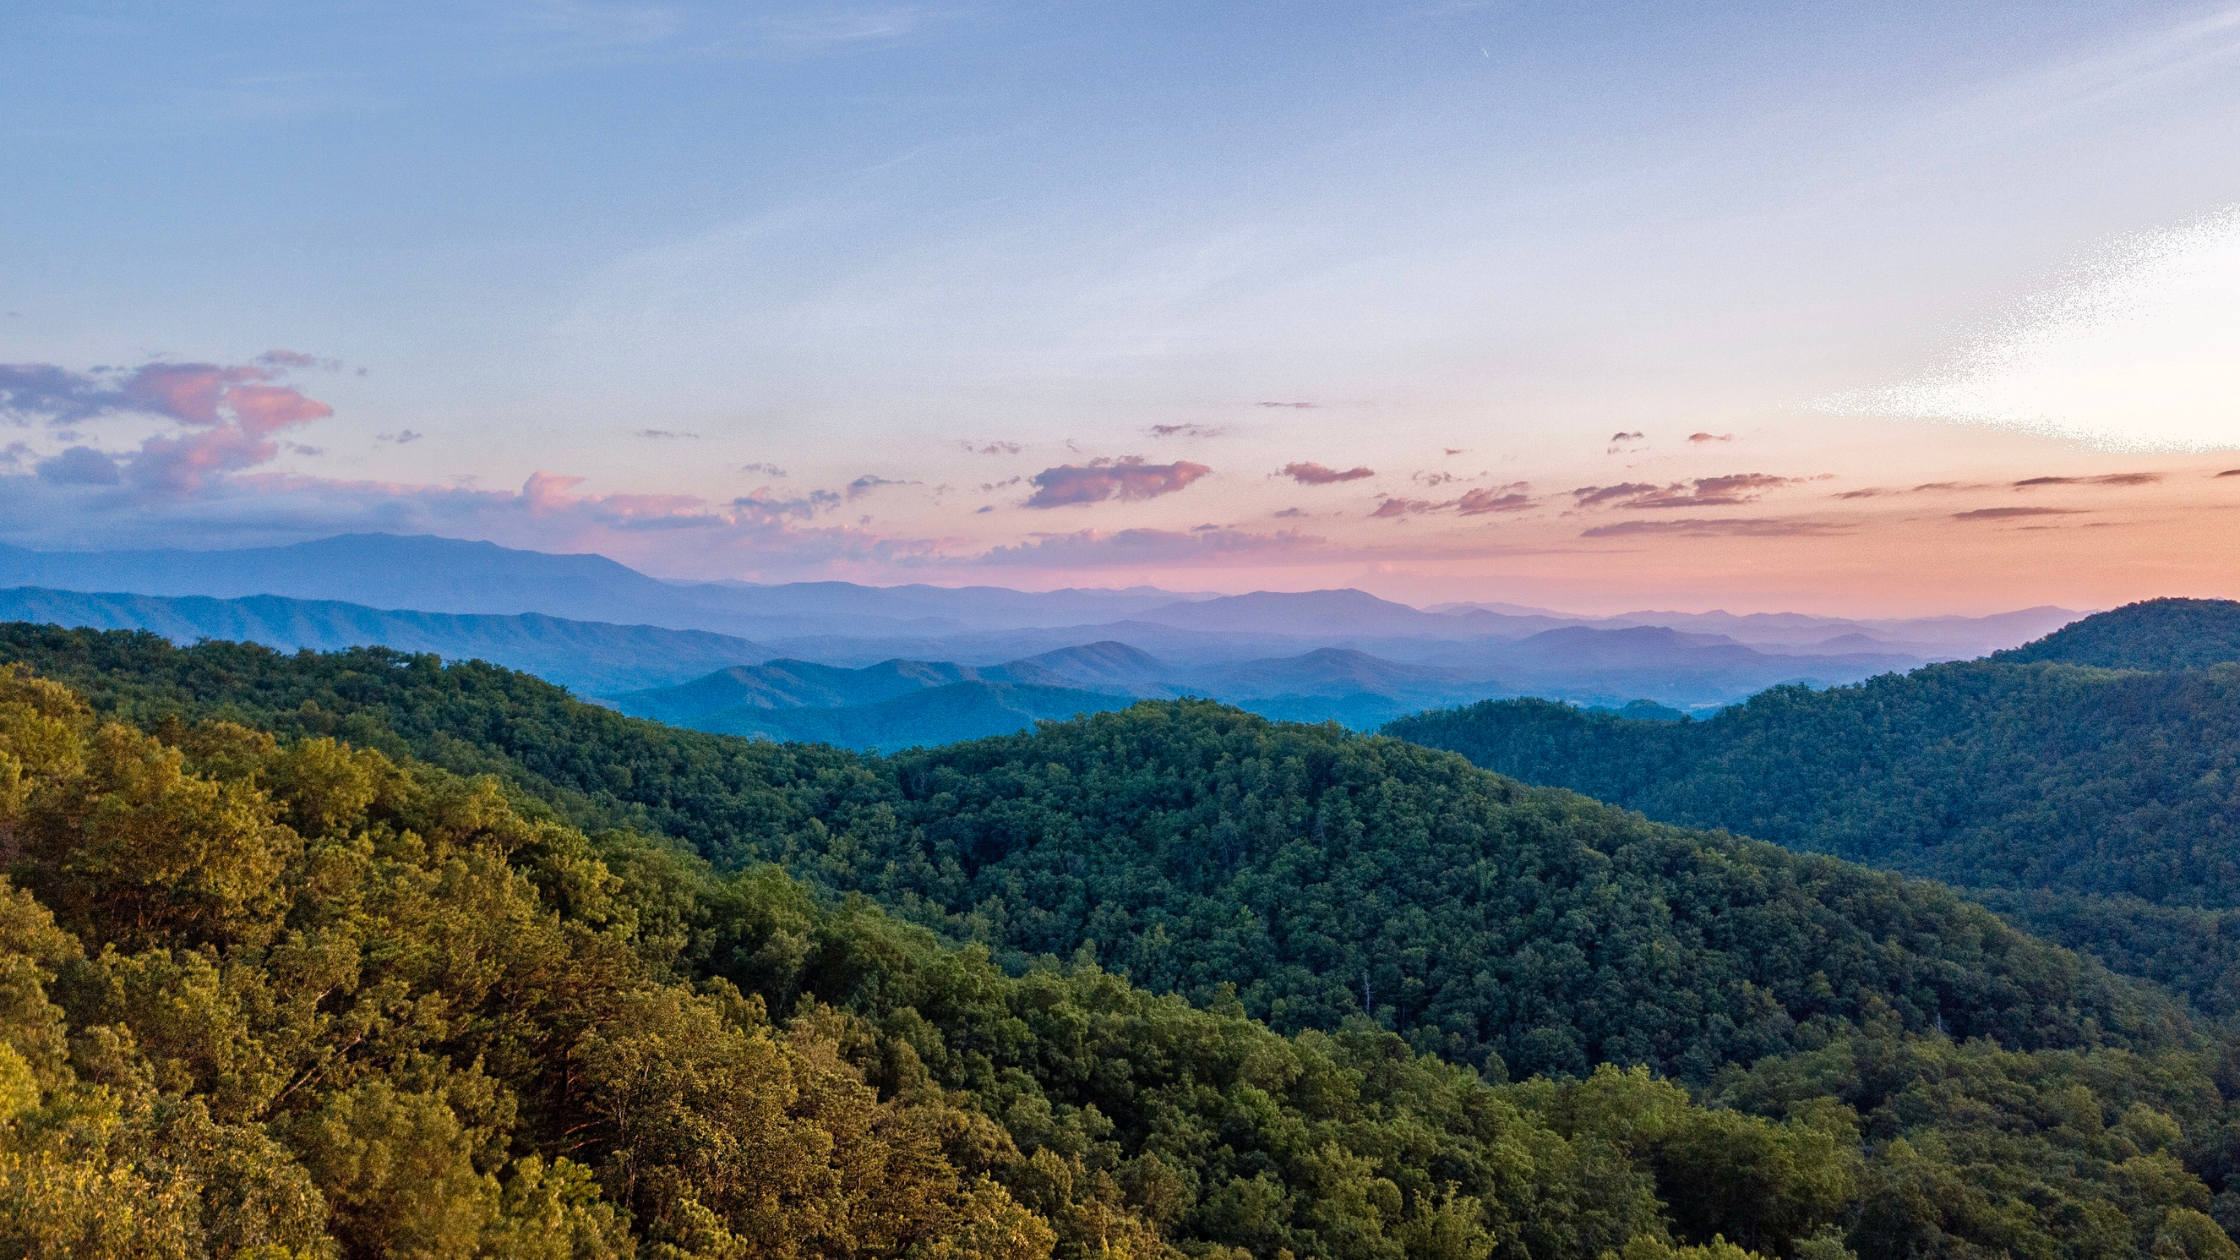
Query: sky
[{"left": 3, "top": 0, "right": 2239, "bottom": 615}]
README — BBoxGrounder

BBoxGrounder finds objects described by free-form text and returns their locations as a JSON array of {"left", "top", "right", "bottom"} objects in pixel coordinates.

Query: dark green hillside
[
  {"left": 1996, "top": 597, "right": 2240, "bottom": 671},
  {"left": 1383, "top": 604, "right": 2240, "bottom": 1007},
  {"left": 0, "top": 622, "right": 2184, "bottom": 1090},
  {"left": 5, "top": 661, "right": 2234, "bottom": 1260},
  {"left": 0, "top": 665, "right": 1730, "bottom": 1259},
  {"left": 0, "top": 621, "right": 883, "bottom": 856},
  {"left": 858, "top": 701, "right": 2175, "bottom": 1078}
]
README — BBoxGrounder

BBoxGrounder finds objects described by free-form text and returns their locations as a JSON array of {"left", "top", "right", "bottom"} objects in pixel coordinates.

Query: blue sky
[{"left": 4, "top": 2, "right": 2239, "bottom": 612}]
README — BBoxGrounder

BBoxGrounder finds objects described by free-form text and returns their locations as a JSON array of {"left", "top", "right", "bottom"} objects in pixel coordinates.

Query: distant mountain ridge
[
  {"left": 0, "top": 534, "right": 2072, "bottom": 659},
  {"left": 0, "top": 532, "right": 2104, "bottom": 730},
  {"left": 0, "top": 535, "right": 1204, "bottom": 638},
  {"left": 605, "top": 648, "right": 1143, "bottom": 727},
  {"left": 0, "top": 586, "right": 769, "bottom": 693}
]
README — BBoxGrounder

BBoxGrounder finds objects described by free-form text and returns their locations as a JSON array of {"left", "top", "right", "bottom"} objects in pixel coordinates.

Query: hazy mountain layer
[
  {"left": 0, "top": 533, "right": 2072, "bottom": 658},
  {"left": 0, "top": 585, "right": 768, "bottom": 692}
]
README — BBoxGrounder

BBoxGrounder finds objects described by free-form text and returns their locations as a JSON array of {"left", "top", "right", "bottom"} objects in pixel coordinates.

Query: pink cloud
[
  {"left": 0, "top": 357, "right": 339, "bottom": 498},
  {"left": 1571, "top": 481, "right": 1662, "bottom": 508},
  {"left": 1371, "top": 497, "right": 1439, "bottom": 518},
  {"left": 1024, "top": 456, "right": 1211, "bottom": 508},
  {"left": 1582, "top": 517, "right": 1854, "bottom": 538},
  {"left": 124, "top": 378, "right": 335, "bottom": 496},
  {"left": 1283, "top": 460, "right": 1374, "bottom": 485},
  {"left": 224, "top": 382, "right": 334, "bottom": 430},
  {"left": 2, "top": 357, "right": 333, "bottom": 431},
  {"left": 1456, "top": 488, "right": 1532, "bottom": 515},
  {"left": 2011, "top": 473, "right": 2160, "bottom": 488},
  {"left": 1952, "top": 507, "right": 2086, "bottom": 520},
  {"left": 1571, "top": 473, "right": 1794, "bottom": 510}
]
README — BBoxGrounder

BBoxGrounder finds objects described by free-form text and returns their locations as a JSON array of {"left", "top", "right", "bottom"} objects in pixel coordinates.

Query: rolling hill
[
  {"left": 2, "top": 643, "right": 2224, "bottom": 1260},
  {"left": 1384, "top": 598, "right": 2240, "bottom": 1009},
  {"left": 1994, "top": 596, "right": 2240, "bottom": 671},
  {"left": 0, "top": 622, "right": 2182, "bottom": 1086}
]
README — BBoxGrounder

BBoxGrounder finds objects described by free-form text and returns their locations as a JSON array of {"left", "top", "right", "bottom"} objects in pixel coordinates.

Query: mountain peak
[{"left": 1994, "top": 598, "right": 2240, "bottom": 672}]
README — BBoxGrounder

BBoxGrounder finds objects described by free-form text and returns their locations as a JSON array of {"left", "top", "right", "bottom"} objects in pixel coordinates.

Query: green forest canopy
[
  {"left": 1995, "top": 598, "right": 2240, "bottom": 672},
  {"left": 0, "top": 624, "right": 2185, "bottom": 1084},
  {"left": 1382, "top": 600, "right": 2240, "bottom": 1011},
  {"left": 6, "top": 660, "right": 2240, "bottom": 1260}
]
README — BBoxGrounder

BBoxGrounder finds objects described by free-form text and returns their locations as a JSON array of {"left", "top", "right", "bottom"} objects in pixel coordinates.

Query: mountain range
[
  {"left": 0, "top": 586, "right": 770, "bottom": 693},
  {"left": 0, "top": 533, "right": 2094, "bottom": 747}
]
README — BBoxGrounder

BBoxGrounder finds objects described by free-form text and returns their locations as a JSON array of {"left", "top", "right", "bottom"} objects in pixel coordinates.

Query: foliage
[
  {"left": 0, "top": 624, "right": 2188, "bottom": 1085},
  {"left": 1994, "top": 599, "right": 2240, "bottom": 673},
  {"left": 1380, "top": 623, "right": 2240, "bottom": 1009},
  {"left": 0, "top": 643, "right": 2234, "bottom": 1260},
  {"left": 0, "top": 662, "right": 1794, "bottom": 1260}
]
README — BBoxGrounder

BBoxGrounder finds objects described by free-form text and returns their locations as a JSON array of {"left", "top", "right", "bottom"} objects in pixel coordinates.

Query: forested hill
[
  {"left": 0, "top": 621, "right": 2182, "bottom": 1087},
  {"left": 1382, "top": 600, "right": 2240, "bottom": 1008},
  {"left": 1993, "top": 597, "right": 2240, "bottom": 671},
  {"left": 7, "top": 662, "right": 2240, "bottom": 1259}
]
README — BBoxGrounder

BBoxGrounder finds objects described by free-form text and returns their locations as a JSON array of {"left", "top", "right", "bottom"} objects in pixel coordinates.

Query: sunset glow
[{"left": 5, "top": 2, "right": 2239, "bottom": 615}]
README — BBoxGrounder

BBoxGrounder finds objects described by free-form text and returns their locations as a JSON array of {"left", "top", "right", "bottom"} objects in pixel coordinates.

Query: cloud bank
[{"left": 1818, "top": 206, "right": 2240, "bottom": 451}]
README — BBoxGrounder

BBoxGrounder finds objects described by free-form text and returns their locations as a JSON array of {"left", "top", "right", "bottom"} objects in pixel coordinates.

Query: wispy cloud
[
  {"left": 2011, "top": 472, "right": 2160, "bottom": 487},
  {"left": 502, "top": 1, "right": 944, "bottom": 70},
  {"left": 1456, "top": 486, "right": 1532, "bottom": 514},
  {"left": 846, "top": 474, "right": 917, "bottom": 499},
  {"left": 636, "top": 428, "right": 700, "bottom": 439},
  {"left": 1151, "top": 423, "right": 1225, "bottom": 438},
  {"left": 1815, "top": 205, "right": 2240, "bottom": 451},
  {"left": 1582, "top": 517, "right": 1855, "bottom": 538},
  {"left": 1282, "top": 460, "right": 1374, "bottom": 485},
  {"left": 1952, "top": 506, "right": 2088, "bottom": 520},
  {"left": 1023, "top": 457, "right": 1211, "bottom": 508},
  {"left": 1571, "top": 473, "right": 1795, "bottom": 510},
  {"left": 1687, "top": 432, "right": 1734, "bottom": 443},
  {"left": 1370, "top": 497, "right": 1439, "bottom": 518}
]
